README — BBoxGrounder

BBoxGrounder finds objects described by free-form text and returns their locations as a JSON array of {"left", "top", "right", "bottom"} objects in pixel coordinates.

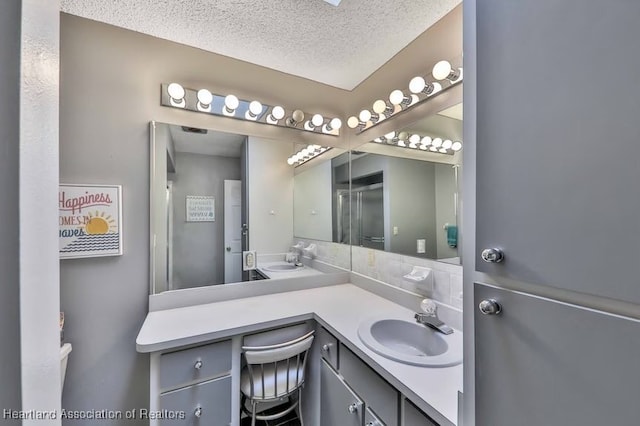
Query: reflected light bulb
[
  {"left": 398, "top": 131, "right": 409, "bottom": 141},
  {"left": 373, "top": 100, "right": 388, "bottom": 114},
  {"left": 439, "top": 148, "right": 448, "bottom": 154},
  {"left": 389, "top": 89, "right": 405, "bottom": 106},
  {"left": 409, "top": 76, "right": 426, "bottom": 94},
  {"left": 443, "top": 139, "right": 453, "bottom": 149},
  {"left": 432, "top": 60, "right": 453, "bottom": 80},
  {"left": 432, "top": 138, "right": 443, "bottom": 148},
  {"left": 292, "top": 110, "right": 305, "bottom": 122},
  {"left": 429, "top": 146, "right": 438, "bottom": 152},
  {"left": 359, "top": 110, "right": 372, "bottom": 122},
  {"left": 451, "top": 141, "right": 463, "bottom": 151},
  {"left": 347, "top": 116, "right": 360, "bottom": 129},
  {"left": 385, "top": 131, "right": 396, "bottom": 140},
  {"left": 287, "top": 157, "right": 295, "bottom": 165},
  {"left": 330, "top": 118, "right": 342, "bottom": 130},
  {"left": 421, "top": 136, "right": 432, "bottom": 146},
  {"left": 312, "top": 114, "right": 324, "bottom": 127}
]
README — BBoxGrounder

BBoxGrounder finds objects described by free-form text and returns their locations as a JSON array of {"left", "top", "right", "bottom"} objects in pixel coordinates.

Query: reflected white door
[{"left": 224, "top": 180, "right": 242, "bottom": 283}]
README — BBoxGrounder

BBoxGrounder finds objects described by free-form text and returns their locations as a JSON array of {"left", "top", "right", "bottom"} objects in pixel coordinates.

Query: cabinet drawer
[
  {"left": 317, "top": 327, "right": 338, "bottom": 369},
  {"left": 339, "top": 344, "right": 398, "bottom": 426},
  {"left": 403, "top": 399, "right": 438, "bottom": 426},
  {"left": 159, "top": 375, "right": 231, "bottom": 426},
  {"left": 160, "top": 340, "right": 231, "bottom": 390}
]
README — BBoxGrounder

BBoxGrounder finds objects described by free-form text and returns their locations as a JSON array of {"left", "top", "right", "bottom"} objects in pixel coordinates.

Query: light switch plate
[
  {"left": 393, "top": 226, "right": 399, "bottom": 235},
  {"left": 417, "top": 239, "right": 426, "bottom": 253},
  {"left": 242, "top": 251, "right": 257, "bottom": 271}
]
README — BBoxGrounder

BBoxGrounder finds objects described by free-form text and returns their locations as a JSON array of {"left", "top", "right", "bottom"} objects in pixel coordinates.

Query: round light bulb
[
  {"left": 373, "top": 100, "right": 387, "bottom": 114},
  {"left": 432, "top": 60, "right": 453, "bottom": 81},
  {"left": 330, "top": 118, "right": 342, "bottom": 130},
  {"left": 225, "top": 94, "right": 239, "bottom": 110},
  {"left": 429, "top": 146, "right": 438, "bottom": 152},
  {"left": 357, "top": 110, "right": 371, "bottom": 122},
  {"left": 287, "top": 157, "right": 295, "bottom": 165},
  {"left": 409, "top": 76, "right": 426, "bottom": 94},
  {"left": 167, "top": 83, "right": 185, "bottom": 100},
  {"left": 398, "top": 131, "right": 409, "bottom": 141},
  {"left": 292, "top": 109, "right": 305, "bottom": 123},
  {"left": 249, "top": 100, "right": 263, "bottom": 115},
  {"left": 374, "top": 138, "right": 382, "bottom": 143},
  {"left": 196, "top": 88, "right": 213, "bottom": 106},
  {"left": 312, "top": 114, "right": 324, "bottom": 127},
  {"left": 385, "top": 131, "right": 396, "bottom": 140},
  {"left": 398, "top": 140, "right": 407, "bottom": 147},
  {"left": 389, "top": 89, "right": 405, "bottom": 106},
  {"left": 443, "top": 139, "right": 453, "bottom": 149},
  {"left": 451, "top": 141, "right": 463, "bottom": 151},
  {"left": 419, "top": 144, "right": 428, "bottom": 151},
  {"left": 271, "top": 106, "right": 285, "bottom": 120},
  {"left": 439, "top": 148, "right": 448, "bottom": 153},
  {"left": 409, "top": 134, "right": 421, "bottom": 144},
  {"left": 432, "top": 138, "right": 443, "bottom": 148},
  {"left": 421, "top": 136, "right": 432, "bottom": 146},
  {"left": 347, "top": 116, "right": 360, "bottom": 129}
]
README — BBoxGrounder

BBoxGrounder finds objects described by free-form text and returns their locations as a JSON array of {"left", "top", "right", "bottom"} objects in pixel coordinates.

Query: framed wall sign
[
  {"left": 59, "top": 184, "right": 123, "bottom": 259},
  {"left": 186, "top": 195, "right": 215, "bottom": 222}
]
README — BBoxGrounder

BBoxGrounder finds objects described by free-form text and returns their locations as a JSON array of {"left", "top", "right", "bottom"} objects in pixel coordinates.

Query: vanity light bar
[
  {"left": 373, "top": 132, "right": 462, "bottom": 155},
  {"left": 287, "top": 145, "right": 332, "bottom": 167},
  {"left": 349, "top": 57, "right": 463, "bottom": 133},
  {"left": 160, "top": 83, "right": 342, "bottom": 136}
]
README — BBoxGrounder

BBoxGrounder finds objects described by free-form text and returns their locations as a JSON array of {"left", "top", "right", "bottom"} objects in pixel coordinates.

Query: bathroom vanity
[{"left": 137, "top": 283, "right": 463, "bottom": 426}]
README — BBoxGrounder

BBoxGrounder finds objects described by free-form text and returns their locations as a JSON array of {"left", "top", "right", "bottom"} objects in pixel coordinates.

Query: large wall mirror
[
  {"left": 150, "top": 122, "right": 348, "bottom": 294},
  {"left": 350, "top": 102, "right": 463, "bottom": 265}
]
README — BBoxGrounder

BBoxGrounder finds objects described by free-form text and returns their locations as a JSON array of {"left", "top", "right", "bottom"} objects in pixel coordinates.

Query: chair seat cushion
[{"left": 240, "top": 361, "right": 305, "bottom": 400}]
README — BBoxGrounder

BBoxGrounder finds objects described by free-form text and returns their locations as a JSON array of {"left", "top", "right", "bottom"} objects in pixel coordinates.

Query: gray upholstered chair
[{"left": 240, "top": 330, "right": 315, "bottom": 426}]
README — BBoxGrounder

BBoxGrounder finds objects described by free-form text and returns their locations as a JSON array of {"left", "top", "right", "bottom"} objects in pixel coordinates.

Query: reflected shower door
[{"left": 354, "top": 184, "right": 384, "bottom": 250}]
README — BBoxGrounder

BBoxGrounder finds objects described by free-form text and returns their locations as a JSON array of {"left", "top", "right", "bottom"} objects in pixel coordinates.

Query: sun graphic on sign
[{"left": 84, "top": 211, "right": 117, "bottom": 235}]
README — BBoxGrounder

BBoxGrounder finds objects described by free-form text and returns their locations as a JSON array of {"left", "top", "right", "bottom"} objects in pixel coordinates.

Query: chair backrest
[{"left": 242, "top": 330, "right": 315, "bottom": 399}]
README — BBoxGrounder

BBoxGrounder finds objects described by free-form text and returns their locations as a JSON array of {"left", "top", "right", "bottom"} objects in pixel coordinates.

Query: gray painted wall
[
  {"left": 387, "top": 157, "right": 437, "bottom": 259},
  {"left": 0, "top": 0, "right": 22, "bottom": 418},
  {"left": 170, "top": 152, "right": 241, "bottom": 288},
  {"left": 434, "top": 163, "right": 458, "bottom": 260}
]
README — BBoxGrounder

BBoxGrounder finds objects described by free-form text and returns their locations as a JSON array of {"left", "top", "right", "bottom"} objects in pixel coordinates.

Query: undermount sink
[
  {"left": 262, "top": 263, "right": 302, "bottom": 272},
  {"left": 357, "top": 317, "right": 462, "bottom": 367}
]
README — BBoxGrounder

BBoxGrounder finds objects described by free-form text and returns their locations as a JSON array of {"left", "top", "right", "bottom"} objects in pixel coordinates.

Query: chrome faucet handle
[{"left": 420, "top": 298, "right": 438, "bottom": 316}]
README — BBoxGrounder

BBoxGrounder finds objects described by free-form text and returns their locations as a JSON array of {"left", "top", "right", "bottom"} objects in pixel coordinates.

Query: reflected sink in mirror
[
  {"left": 357, "top": 317, "right": 462, "bottom": 367},
  {"left": 261, "top": 264, "right": 302, "bottom": 272}
]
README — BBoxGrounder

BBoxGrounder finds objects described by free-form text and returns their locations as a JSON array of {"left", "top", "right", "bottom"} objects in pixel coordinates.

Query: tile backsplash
[
  {"left": 351, "top": 246, "right": 463, "bottom": 310},
  {"left": 292, "top": 237, "right": 351, "bottom": 271}
]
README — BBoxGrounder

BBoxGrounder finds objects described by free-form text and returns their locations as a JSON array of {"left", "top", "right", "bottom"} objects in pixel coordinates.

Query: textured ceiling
[{"left": 60, "top": 0, "right": 461, "bottom": 90}]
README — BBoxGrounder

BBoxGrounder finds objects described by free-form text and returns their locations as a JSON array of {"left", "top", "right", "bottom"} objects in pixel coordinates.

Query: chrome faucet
[{"left": 415, "top": 299, "right": 453, "bottom": 335}]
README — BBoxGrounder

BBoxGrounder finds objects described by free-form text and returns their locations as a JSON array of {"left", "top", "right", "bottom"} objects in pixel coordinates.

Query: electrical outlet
[
  {"left": 368, "top": 250, "right": 376, "bottom": 267},
  {"left": 393, "top": 226, "right": 399, "bottom": 235},
  {"left": 417, "top": 239, "right": 426, "bottom": 254}
]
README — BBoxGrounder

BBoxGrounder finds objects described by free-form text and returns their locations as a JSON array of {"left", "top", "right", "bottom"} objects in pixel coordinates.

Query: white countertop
[{"left": 136, "top": 283, "right": 462, "bottom": 425}]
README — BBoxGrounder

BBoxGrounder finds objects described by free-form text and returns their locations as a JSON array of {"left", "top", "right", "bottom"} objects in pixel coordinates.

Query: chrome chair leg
[{"left": 298, "top": 388, "right": 304, "bottom": 426}]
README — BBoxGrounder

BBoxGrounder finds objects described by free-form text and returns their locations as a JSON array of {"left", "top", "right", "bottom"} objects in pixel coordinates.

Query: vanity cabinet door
[
  {"left": 475, "top": 283, "right": 640, "bottom": 426},
  {"left": 339, "top": 344, "right": 399, "bottom": 426},
  {"left": 403, "top": 399, "right": 438, "bottom": 426},
  {"left": 475, "top": 0, "right": 640, "bottom": 304},
  {"left": 317, "top": 326, "right": 339, "bottom": 369},
  {"left": 320, "top": 360, "right": 363, "bottom": 426}
]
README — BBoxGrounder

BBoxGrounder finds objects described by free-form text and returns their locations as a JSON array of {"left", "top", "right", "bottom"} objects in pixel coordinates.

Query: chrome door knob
[
  {"left": 479, "top": 299, "right": 502, "bottom": 315},
  {"left": 194, "top": 360, "right": 203, "bottom": 370},
  {"left": 481, "top": 248, "right": 504, "bottom": 263},
  {"left": 194, "top": 407, "right": 202, "bottom": 418},
  {"left": 347, "top": 403, "right": 359, "bottom": 414},
  {"left": 321, "top": 343, "right": 332, "bottom": 352}
]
